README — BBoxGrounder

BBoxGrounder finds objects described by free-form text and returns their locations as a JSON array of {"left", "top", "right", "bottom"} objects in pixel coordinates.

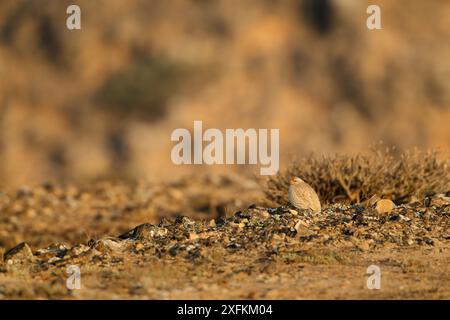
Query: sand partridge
[{"left": 288, "top": 177, "right": 321, "bottom": 213}]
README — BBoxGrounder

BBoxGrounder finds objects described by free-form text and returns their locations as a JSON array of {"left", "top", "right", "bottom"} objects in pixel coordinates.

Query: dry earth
[{"left": 0, "top": 174, "right": 449, "bottom": 299}]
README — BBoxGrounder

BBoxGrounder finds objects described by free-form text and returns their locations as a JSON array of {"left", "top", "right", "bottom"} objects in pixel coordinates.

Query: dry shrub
[{"left": 264, "top": 148, "right": 450, "bottom": 205}]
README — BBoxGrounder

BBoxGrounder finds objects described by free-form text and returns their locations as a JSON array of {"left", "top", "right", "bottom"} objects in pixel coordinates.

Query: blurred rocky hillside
[{"left": 0, "top": 0, "right": 449, "bottom": 187}]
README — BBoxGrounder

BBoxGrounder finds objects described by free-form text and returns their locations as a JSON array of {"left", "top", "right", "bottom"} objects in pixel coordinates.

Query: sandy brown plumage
[{"left": 288, "top": 177, "right": 321, "bottom": 213}]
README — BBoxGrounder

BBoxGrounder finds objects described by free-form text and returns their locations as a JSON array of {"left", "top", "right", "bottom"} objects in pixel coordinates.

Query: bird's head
[{"left": 290, "top": 177, "right": 304, "bottom": 185}]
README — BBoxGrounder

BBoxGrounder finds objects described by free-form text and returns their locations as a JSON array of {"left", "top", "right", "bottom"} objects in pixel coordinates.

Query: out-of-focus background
[{"left": 0, "top": 0, "right": 449, "bottom": 187}]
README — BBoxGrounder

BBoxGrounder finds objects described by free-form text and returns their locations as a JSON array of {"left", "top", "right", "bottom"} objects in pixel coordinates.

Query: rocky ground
[{"left": 0, "top": 175, "right": 449, "bottom": 299}]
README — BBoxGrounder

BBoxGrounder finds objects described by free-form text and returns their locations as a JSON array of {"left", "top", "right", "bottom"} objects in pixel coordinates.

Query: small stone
[
  {"left": 189, "top": 233, "right": 199, "bottom": 241},
  {"left": 357, "top": 240, "right": 370, "bottom": 251},
  {"left": 119, "top": 223, "right": 166, "bottom": 240},
  {"left": 169, "top": 245, "right": 178, "bottom": 256},
  {"left": 258, "top": 211, "right": 270, "bottom": 219},
  {"left": 409, "top": 196, "right": 420, "bottom": 204},
  {"left": 186, "top": 244, "right": 197, "bottom": 252},
  {"left": 25, "top": 208, "right": 37, "bottom": 218},
  {"left": 294, "top": 220, "right": 315, "bottom": 237},
  {"left": 47, "top": 257, "right": 61, "bottom": 264},
  {"left": 208, "top": 219, "right": 216, "bottom": 227},
  {"left": 424, "top": 196, "right": 432, "bottom": 207},
  {"left": 80, "top": 192, "right": 91, "bottom": 201},
  {"left": 92, "top": 240, "right": 113, "bottom": 253},
  {"left": 135, "top": 243, "right": 145, "bottom": 251},
  {"left": 431, "top": 194, "right": 450, "bottom": 207},
  {"left": 93, "top": 239, "right": 129, "bottom": 253},
  {"left": 67, "top": 244, "right": 90, "bottom": 257},
  {"left": 272, "top": 233, "right": 286, "bottom": 241},
  {"left": 375, "top": 199, "right": 395, "bottom": 214},
  {"left": 35, "top": 243, "right": 69, "bottom": 259},
  {"left": 229, "top": 222, "right": 244, "bottom": 230}
]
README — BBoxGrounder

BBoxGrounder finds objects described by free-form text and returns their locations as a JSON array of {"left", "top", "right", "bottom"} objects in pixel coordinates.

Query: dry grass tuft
[{"left": 264, "top": 148, "right": 450, "bottom": 205}]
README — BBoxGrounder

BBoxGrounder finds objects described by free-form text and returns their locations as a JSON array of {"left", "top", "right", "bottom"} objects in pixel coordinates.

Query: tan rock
[
  {"left": 197, "top": 231, "right": 216, "bottom": 240},
  {"left": 357, "top": 240, "right": 370, "bottom": 251},
  {"left": 189, "top": 233, "right": 199, "bottom": 240},
  {"left": 431, "top": 194, "right": 450, "bottom": 207},
  {"left": 294, "top": 220, "right": 315, "bottom": 237},
  {"left": 35, "top": 243, "right": 69, "bottom": 259},
  {"left": 257, "top": 211, "right": 270, "bottom": 219},
  {"left": 135, "top": 243, "right": 145, "bottom": 251},
  {"left": 409, "top": 196, "right": 420, "bottom": 204},
  {"left": 272, "top": 233, "right": 286, "bottom": 241},
  {"left": 375, "top": 199, "right": 395, "bottom": 214},
  {"left": 208, "top": 219, "right": 216, "bottom": 227},
  {"left": 93, "top": 239, "right": 129, "bottom": 253},
  {"left": 67, "top": 244, "right": 90, "bottom": 257}
]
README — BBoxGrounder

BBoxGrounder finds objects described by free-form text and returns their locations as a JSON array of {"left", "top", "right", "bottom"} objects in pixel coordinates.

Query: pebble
[
  {"left": 67, "top": 244, "right": 90, "bottom": 257},
  {"left": 375, "top": 199, "right": 396, "bottom": 214},
  {"left": 294, "top": 220, "right": 315, "bottom": 237},
  {"left": 35, "top": 243, "right": 69, "bottom": 259},
  {"left": 258, "top": 211, "right": 270, "bottom": 219},
  {"left": 93, "top": 239, "right": 129, "bottom": 253},
  {"left": 189, "top": 233, "right": 199, "bottom": 240},
  {"left": 135, "top": 243, "right": 145, "bottom": 251},
  {"left": 357, "top": 240, "right": 370, "bottom": 251}
]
